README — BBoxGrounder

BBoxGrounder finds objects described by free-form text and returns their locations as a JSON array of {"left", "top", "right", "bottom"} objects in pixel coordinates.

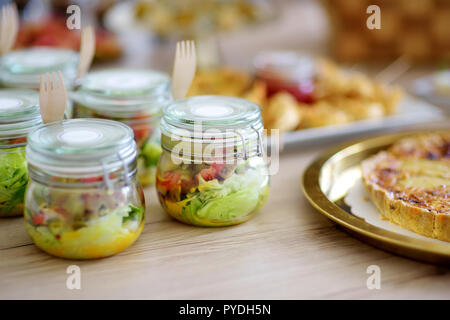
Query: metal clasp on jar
[
  {"left": 235, "top": 126, "right": 263, "bottom": 160},
  {"left": 101, "top": 153, "right": 131, "bottom": 192}
]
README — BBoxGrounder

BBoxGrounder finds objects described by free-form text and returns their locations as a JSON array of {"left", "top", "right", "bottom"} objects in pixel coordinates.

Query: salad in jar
[
  {"left": 25, "top": 119, "right": 145, "bottom": 259},
  {"left": 71, "top": 69, "right": 172, "bottom": 186},
  {"left": 74, "top": 105, "right": 163, "bottom": 185},
  {"left": 0, "top": 89, "right": 42, "bottom": 217},
  {"left": 0, "top": 145, "right": 28, "bottom": 217},
  {"left": 157, "top": 155, "right": 269, "bottom": 226},
  {"left": 157, "top": 96, "right": 270, "bottom": 227},
  {"left": 25, "top": 180, "right": 145, "bottom": 259}
]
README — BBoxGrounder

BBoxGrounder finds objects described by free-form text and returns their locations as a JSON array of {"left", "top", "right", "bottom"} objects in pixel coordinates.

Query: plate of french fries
[{"left": 187, "top": 57, "right": 443, "bottom": 147}]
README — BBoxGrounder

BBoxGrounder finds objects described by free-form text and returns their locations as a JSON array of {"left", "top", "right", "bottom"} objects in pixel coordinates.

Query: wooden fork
[
  {"left": 0, "top": 3, "right": 19, "bottom": 55},
  {"left": 76, "top": 25, "right": 96, "bottom": 80},
  {"left": 39, "top": 71, "right": 67, "bottom": 124},
  {"left": 172, "top": 40, "right": 197, "bottom": 100}
]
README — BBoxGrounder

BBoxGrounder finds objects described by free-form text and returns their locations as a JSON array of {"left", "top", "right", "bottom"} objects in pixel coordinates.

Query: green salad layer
[
  {"left": 137, "top": 141, "right": 162, "bottom": 185},
  {"left": 140, "top": 140, "right": 162, "bottom": 168},
  {"left": 157, "top": 158, "right": 269, "bottom": 226},
  {"left": 183, "top": 170, "right": 267, "bottom": 222},
  {"left": 0, "top": 147, "right": 28, "bottom": 217},
  {"left": 26, "top": 196, "right": 145, "bottom": 259}
]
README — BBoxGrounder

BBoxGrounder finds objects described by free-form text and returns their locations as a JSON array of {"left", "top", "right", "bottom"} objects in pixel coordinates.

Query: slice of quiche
[{"left": 361, "top": 133, "right": 450, "bottom": 241}]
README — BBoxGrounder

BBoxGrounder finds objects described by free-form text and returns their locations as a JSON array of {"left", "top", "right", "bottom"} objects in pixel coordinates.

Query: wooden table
[
  {"left": 1, "top": 0, "right": 449, "bottom": 300},
  {"left": 1, "top": 125, "right": 449, "bottom": 299}
]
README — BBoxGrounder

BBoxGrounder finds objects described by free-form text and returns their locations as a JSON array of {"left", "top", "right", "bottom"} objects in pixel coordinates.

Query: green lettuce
[
  {"left": 122, "top": 204, "right": 144, "bottom": 225},
  {"left": 0, "top": 148, "right": 28, "bottom": 216},
  {"left": 181, "top": 169, "right": 268, "bottom": 223},
  {"left": 140, "top": 141, "right": 162, "bottom": 168}
]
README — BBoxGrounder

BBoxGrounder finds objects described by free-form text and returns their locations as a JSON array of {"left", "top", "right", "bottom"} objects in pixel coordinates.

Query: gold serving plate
[{"left": 302, "top": 130, "right": 450, "bottom": 265}]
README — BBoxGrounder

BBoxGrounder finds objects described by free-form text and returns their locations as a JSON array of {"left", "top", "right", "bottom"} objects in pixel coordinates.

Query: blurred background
[
  {"left": 6, "top": 0, "right": 449, "bottom": 67},
  {"left": 2, "top": 0, "right": 450, "bottom": 132}
]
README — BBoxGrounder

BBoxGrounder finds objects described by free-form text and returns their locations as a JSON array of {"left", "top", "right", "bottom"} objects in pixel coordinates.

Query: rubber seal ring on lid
[{"left": 235, "top": 130, "right": 248, "bottom": 160}]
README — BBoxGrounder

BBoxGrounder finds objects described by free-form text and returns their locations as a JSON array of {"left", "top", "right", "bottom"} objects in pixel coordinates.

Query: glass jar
[
  {"left": 71, "top": 69, "right": 172, "bottom": 186},
  {"left": 253, "top": 50, "right": 316, "bottom": 103},
  {"left": 0, "top": 47, "right": 78, "bottom": 89},
  {"left": 25, "top": 119, "right": 145, "bottom": 259},
  {"left": 0, "top": 89, "right": 42, "bottom": 217},
  {"left": 157, "top": 95, "right": 270, "bottom": 227}
]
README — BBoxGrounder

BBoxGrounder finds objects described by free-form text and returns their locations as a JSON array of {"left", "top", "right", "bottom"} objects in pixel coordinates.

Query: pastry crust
[{"left": 361, "top": 133, "right": 450, "bottom": 241}]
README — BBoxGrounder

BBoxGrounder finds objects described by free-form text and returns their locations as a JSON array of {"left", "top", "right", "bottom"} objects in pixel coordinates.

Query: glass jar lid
[
  {"left": 163, "top": 95, "right": 261, "bottom": 129},
  {"left": 26, "top": 119, "right": 136, "bottom": 176},
  {"left": 80, "top": 69, "right": 170, "bottom": 97},
  {"left": 0, "top": 89, "right": 42, "bottom": 145},
  {"left": 0, "top": 47, "right": 78, "bottom": 88},
  {"left": 161, "top": 95, "right": 264, "bottom": 160},
  {"left": 71, "top": 68, "right": 172, "bottom": 117}
]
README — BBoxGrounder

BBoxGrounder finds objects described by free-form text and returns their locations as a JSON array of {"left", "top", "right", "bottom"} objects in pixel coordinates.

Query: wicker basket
[{"left": 321, "top": 0, "right": 450, "bottom": 63}]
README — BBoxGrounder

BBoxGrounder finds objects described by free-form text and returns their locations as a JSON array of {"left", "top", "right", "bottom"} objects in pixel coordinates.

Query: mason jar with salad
[
  {"left": 25, "top": 119, "right": 145, "bottom": 259},
  {"left": 0, "top": 89, "right": 42, "bottom": 217},
  {"left": 71, "top": 69, "right": 172, "bottom": 186},
  {"left": 157, "top": 96, "right": 270, "bottom": 227}
]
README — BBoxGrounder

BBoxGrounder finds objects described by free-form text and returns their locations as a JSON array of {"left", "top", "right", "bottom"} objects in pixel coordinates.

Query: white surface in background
[
  {"left": 411, "top": 75, "right": 450, "bottom": 108},
  {"left": 104, "top": 0, "right": 330, "bottom": 70},
  {"left": 282, "top": 94, "right": 444, "bottom": 147}
]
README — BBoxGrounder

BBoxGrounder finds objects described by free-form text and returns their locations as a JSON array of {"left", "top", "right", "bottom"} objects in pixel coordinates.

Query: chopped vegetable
[{"left": 141, "top": 141, "right": 163, "bottom": 168}]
